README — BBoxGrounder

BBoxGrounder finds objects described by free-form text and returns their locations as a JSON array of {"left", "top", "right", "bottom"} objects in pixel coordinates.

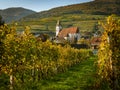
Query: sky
[{"left": 0, "top": 0, "right": 93, "bottom": 12}]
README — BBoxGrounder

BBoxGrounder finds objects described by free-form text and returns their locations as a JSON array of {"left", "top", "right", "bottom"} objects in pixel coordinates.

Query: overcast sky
[{"left": 0, "top": 0, "right": 93, "bottom": 12}]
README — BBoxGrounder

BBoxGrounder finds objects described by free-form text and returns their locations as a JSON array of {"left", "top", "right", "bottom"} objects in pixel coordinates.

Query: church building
[{"left": 55, "top": 20, "right": 80, "bottom": 43}]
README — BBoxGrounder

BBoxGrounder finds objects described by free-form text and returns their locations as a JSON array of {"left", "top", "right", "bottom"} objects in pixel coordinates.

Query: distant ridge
[
  {"left": 0, "top": 7, "right": 36, "bottom": 23},
  {"left": 23, "top": 0, "right": 120, "bottom": 19}
]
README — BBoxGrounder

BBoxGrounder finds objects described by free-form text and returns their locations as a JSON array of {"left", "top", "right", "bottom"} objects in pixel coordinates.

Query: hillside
[
  {"left": 16, "top": 0, "right": 120, "bottom": 33},
  {"left": 23, "top": 0, "right": 120, "bottom": 19},
  {"left": 0, "top": 7, "right": 36, "bottom": 23}
]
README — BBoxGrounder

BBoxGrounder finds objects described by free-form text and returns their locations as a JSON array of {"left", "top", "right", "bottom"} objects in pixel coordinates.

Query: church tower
[{"left": 56, "top": 20, "right": 62, "bottom": 36}]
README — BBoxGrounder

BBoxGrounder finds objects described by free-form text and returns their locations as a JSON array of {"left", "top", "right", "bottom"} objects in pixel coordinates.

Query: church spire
[
  {"left": 56, "top": 20, "right": 61, "bottom": 26},
  {"left": 56, "top": 20, "right": 62, "bottom": 36}
]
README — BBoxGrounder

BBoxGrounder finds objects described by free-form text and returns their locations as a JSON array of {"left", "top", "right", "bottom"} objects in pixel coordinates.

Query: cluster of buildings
[
  {"left": 53, "top": 20, "right": 101, "bottom": 50},
  {"left": 35, "top": 20, "right": 102, "bottom": 51}
]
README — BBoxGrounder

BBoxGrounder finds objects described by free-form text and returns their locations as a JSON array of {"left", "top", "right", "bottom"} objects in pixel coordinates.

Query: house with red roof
[{"left": 90, "top": 37, "right": 101, "bottom": 49}]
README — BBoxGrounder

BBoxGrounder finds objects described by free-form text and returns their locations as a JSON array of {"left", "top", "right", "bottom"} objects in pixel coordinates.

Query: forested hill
[
  {"left": 23, "top": 0, "right": 120, "bottom": 19},
  {"left": 0, "top": 7, "right": 36, "bottom": 23}
]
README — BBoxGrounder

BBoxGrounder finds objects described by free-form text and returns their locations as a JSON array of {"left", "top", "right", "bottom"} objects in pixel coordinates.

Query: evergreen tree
[{"left": 0, "top": 15, "right": 4, "bottom": 26}]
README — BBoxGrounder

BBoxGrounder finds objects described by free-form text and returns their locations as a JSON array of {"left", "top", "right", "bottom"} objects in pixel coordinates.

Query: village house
[
  {"left": 90, "top": 37, "right": 101, "bottom": 49},
  {"left": 90, "top": 36, "right": 101, "bottom": 54},
  {"left": 55, "top": 20, "right": 80, "bottom": 44}
]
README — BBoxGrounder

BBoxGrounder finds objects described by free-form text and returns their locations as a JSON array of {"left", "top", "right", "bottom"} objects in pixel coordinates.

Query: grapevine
[
  {"left": 0, "top": 24, "right": 91, "bottom": 89},
  {"left": 98, "top": 15, "right": 120, "bottom": 90}
]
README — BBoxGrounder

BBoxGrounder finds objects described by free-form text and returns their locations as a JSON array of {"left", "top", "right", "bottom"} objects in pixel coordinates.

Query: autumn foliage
[
  {"left": 0, "top": 24, "right": 91, "bottom": 89},
  {"left": 98, "top": 15, "right": 120, "bottom": 89}
]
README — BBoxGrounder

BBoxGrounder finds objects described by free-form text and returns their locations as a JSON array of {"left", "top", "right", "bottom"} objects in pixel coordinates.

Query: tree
[
  {"left": 0, "top": 15, "right": 4, "bottom": 26},
  {"left": 0, "top": 15, "right": 5, "bottom": 61}
]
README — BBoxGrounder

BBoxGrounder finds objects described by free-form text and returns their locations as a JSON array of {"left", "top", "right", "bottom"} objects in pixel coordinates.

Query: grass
[{"left": 36, "top": 56, "right": 97, "bottom": 90}]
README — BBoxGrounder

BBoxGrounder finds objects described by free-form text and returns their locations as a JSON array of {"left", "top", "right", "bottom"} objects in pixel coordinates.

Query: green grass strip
[{"left": 38, "top": 56, "right": 97, "bottom": 90}]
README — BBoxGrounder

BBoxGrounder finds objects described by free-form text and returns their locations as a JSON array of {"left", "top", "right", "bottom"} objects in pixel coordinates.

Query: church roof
[{"left": 58, "top": 27, "right": 79, "bottom": 38}]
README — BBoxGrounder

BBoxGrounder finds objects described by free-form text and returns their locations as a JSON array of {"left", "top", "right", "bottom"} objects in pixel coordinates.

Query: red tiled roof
[
  {"left": 91, "top": 37, "right": 101, "bottom": 45},
  {"left": 58, "top": 27, "right": 79, "bottom": 38}
]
